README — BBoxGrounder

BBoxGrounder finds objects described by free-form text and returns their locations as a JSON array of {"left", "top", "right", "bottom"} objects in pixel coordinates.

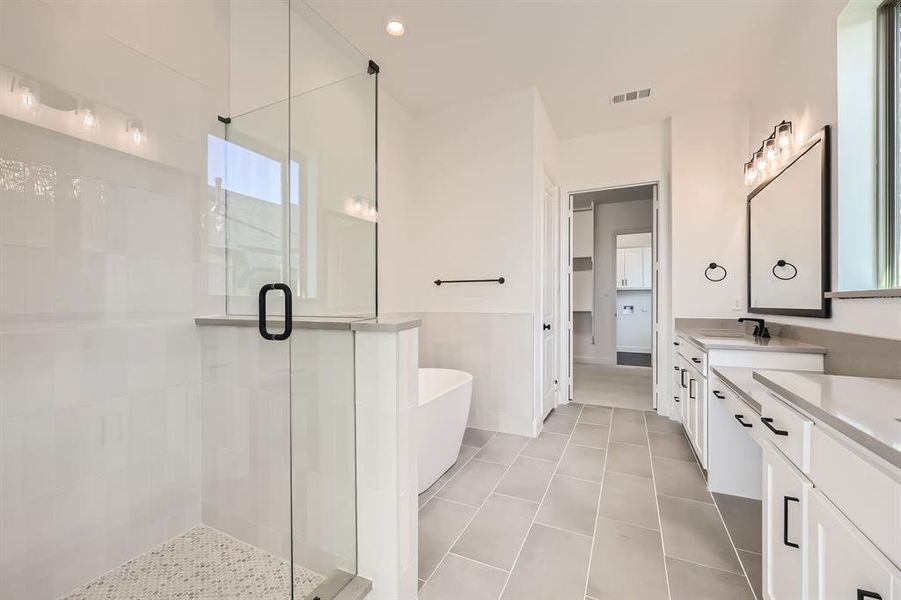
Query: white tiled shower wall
[{"left": 0, "top": 0, "right": 227, "bottom": 597}]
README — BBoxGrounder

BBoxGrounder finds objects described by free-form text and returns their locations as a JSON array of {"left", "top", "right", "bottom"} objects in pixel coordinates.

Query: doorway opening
[{"left": 567, "top": 183, "right": 657, "bottom": 410}]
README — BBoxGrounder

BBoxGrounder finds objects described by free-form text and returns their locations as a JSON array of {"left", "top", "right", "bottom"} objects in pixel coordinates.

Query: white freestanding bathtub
[{"left": 418, "top": 368, "right": 473, "bottom": 494}]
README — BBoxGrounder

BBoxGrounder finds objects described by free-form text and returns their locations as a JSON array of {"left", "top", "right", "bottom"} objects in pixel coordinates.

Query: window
[
  {"left": 879, "top": 0, "right": 901, "bottom": 288},
  {"left": 837, "top": 0, "right": 901, "bottom": 291}
]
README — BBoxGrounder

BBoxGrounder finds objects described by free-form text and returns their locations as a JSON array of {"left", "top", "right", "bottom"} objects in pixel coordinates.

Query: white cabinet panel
[
  {"left": 808, "top": 488, "right": 897, "bottom": 600},
  {"left": 622, "top": 247, "right": 644, "bottom": 288},
  {"left": 573, "top": 270, "right": 593, "bottom": 312},
  {"left": 616, "top": 248, "right": 626, "bottom": 287},
  {"left": 641, "top": 246, "right": 653, "bottom": 288},
  {"left": 763, "top": 445, "right": 810, "bottom": 600},
  {"left": 573, "top": 210, "right": 594, "bottom": 258}
]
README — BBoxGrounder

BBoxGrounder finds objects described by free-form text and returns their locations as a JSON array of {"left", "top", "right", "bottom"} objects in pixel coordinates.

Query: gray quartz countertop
[
  {"left": 194, "top": 314, "right": 421, "bottom": 332},
  {"left": 753, "top": 370, "right": 901, "bottom": 468},
  {"left": 677, "top": 328, "right": 826, "bottom": 354},
  {"left": 711, "top": 366, "right": 901, "bottom": 468}
]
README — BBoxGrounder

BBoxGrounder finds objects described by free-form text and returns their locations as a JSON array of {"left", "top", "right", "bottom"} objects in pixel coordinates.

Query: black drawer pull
[
  {"left": 712, "top": 390, "right": 725, "bottom": 399},
  {"left": 674, "top": 366, "right": 680, "bottom": 371},
  {"left": 691, "top": 357, "right": 702, "bottom": 364},
  {"left": 761, "top": 417, "right": 788, "bottom": 436},
  {"left": 858, "top": 590, "right": 883, "bottom": 600},
  {"left": 674, "top": 341, "right": 680, "bottom": 346},
  {"left": 783, "top": 495, "right": 799, "bottom": 548},
  {"left": 674, "top": 395, "right": 680, "bottom": 403},
  {"left": 734, "top": 414, "right": 752, "bottom": 428},
  {"left": 680, "top": 369, "right": 687, "bottom": 389}
]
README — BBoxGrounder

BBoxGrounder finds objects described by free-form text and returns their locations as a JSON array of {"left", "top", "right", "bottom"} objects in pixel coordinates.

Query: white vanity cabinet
[
  {"left": 763, "top": 444, "right": 810, "bottom": 600},
  {"left": 712, "top": 369, "right": 901, "bottom": 600},
  {"left": 672, "top": 333, "right": 823, "bottom": 471}
]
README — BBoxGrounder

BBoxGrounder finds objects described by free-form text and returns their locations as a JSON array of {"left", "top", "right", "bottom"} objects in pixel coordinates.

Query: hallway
[
  {"left": 573, "top": 363, "right": 653, "bottom": 410},
  {"left": 417, "top": 404, "right": 757, "bottom": 599}
]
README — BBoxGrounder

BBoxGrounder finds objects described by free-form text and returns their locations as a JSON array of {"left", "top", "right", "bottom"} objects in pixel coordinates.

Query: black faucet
[{"left": 738, "top": 318, "right": 770, "bottom": 338}]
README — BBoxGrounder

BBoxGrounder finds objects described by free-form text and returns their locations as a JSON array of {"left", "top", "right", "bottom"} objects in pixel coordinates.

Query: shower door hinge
[
  {"left": 367, "top": 60, "right": 380, "bottom": 75},
  {"left": 217, "top": 115, "right": 231, "bottom": 124}
]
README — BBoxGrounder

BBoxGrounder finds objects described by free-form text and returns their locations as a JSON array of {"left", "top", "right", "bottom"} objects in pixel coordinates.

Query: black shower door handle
[{"left": 258, "top": 283, "right": 293, "bottom": 341}]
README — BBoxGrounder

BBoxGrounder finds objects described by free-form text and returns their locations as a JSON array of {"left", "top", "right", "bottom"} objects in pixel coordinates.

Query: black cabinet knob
[{"left": 543, "top": 323, "right": 551, "bottom": 331}]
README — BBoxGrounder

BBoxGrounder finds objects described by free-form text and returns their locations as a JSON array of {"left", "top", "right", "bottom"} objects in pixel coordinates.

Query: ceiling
[{"left": 307, "top": 0, "right": 845, "bottom": 139}]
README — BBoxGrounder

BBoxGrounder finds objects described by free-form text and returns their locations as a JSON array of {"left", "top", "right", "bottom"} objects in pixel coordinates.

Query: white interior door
[{"left": 542, "top": 174, "right": 559, "bottom": 418}]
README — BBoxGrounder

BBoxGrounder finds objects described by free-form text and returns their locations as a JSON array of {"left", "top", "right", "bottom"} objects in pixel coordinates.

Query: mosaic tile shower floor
[{"left": 60, "top": 525, "right": 326, "bottom": 600}]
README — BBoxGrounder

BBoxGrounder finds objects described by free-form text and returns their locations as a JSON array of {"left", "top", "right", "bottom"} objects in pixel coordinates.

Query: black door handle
[
  {"left": 783, "top": 496, "right": 799, "bottom": 548},
  {"left": 761, "top": 417, "right": 789, "bottom": 436},
  {"left": 858, "top": 590, "right": 883, "bottom": 600},
  {"left": 689, "top": 379, "right": 697, "bottom": 399},
  {"left": 734, "top": 414, "right": 752, "bottom": 428},
  {"left": 258, "top": 283, "right": 293, "bottom": 341},
  {"left": 712, "top": 390, "right": 725, "bottom": 399},
  {"left": 543, "top": 323, "right": 551, "bottom": 331},
  {"left": 680, "top": 369, "right": 687, "bottom": 389}
]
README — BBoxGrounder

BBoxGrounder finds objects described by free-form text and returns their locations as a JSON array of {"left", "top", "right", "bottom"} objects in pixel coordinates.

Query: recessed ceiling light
[{"left": 386, "top": 18, "right": 405, "bottom": 36}]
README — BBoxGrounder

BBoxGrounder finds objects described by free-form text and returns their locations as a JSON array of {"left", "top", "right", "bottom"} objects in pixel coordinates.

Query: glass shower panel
[
  {"left": 215, "top": 100, "right": 290, "bottom": 316},
  {"left": 288, "top": 72, "right": 377, "bottom": 317}
]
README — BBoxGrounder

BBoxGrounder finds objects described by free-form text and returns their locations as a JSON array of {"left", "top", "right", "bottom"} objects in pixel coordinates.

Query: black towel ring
[
  {"left": 705, "top": 262, "right": 727, "bottom": 282},
  {"left": 772, "top": 259, "right": 798, "bottom": 281}
]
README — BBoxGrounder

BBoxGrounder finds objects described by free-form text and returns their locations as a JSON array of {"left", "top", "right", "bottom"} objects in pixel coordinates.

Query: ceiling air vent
[{"left": 611, "top": 88, "right": 651, "bottom": 105}]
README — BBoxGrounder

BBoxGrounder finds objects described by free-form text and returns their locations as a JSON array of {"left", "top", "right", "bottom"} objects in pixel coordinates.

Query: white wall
[
  {"left": 616, "top": 290, "right": 653, "bottom": 353},
  {"left": 670, "top": 102, "right": 750, "bottom": 319},
  {"left": 561, "top": 122, "right": 666, "bottom": 192},
  {"left": 378, "top": 88, "right": 549, "bottom": 436},
  {"left": 573, "top": 199, "right": 653, "bottom": 364},
  {"left": 746, "top": 0, "right": 901, "bottom": 340},
  {"left": 0, "top": 1, "right": 226, "bottom": 597}
]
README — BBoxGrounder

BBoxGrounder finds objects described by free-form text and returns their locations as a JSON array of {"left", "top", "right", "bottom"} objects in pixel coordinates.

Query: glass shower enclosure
[{"left": 0, "top": 0, "right": 374, "bottom": 598}]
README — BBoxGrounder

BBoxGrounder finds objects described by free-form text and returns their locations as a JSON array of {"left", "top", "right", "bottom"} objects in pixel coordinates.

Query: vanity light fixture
[
  {"left": 775, "top": 120, "right": 793, "bottom": 148},
  {"left": 744, "top": 120, "right": 793, "bottom": 185},
  {"left": 744, "top": 161, "right": 757, "bottom": 186},
  {"left": 78, "top": 103, "right": 97, "bottom": 132},
  {"left": 127, "top": 120, "right": 144, "bottom": 145},
  {"left": 386, "top": 18, "right": 405, "bottom": 36}
]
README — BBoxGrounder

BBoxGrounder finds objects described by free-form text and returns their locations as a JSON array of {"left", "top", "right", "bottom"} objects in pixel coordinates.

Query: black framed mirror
[{"left": 747, "top": 126, "right": 831, "bottom": 318}]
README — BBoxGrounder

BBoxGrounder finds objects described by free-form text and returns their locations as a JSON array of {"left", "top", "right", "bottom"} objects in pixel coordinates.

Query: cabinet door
[
  {"left": 693, "top": 374, "right": 708, "bottom": 468},
  {"left": 808, "top": 489, "right": 896, "bottom": 600},
  {"left": 623, "top": 247, "right": 644, "bottom": 288},
  {"left": 616, "top": 249, "right": 626, "bottom": 287},
  {"left": 641, "top": 246, "right": 653, "bottom": 288},
  {"left": 763, "top": 446, "right": 810, "bottom": 600},
  {"left": 672, "top": 363, "right": 684, "bottom": 421},
  {"left": 678, "top": 358, "right": 689, "bottom": 424}
]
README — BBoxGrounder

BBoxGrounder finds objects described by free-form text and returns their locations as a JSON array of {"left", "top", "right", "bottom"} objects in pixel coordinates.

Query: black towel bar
[{"left": 434, "top": 277, "right": 505, "bottom": 286}]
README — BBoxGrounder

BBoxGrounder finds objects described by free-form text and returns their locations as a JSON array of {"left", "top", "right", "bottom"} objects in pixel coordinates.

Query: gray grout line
[
  {"left": 446, "top": 551, "right": 510, "bottom": 574},
  {"left": 642, "top": 409, "right": 673, "bottom": 600},
  {"left": 419, "top": 433, "right": 496, "bottom": 512},
  {"left": 580, "top": 404, "right": 614, "bottom": 599},
  {"left": 497, "top": 403, "right": 585, "bottom": 600},
  {"left": 709, "top": 491, "right": 761, "bottom": 599}
]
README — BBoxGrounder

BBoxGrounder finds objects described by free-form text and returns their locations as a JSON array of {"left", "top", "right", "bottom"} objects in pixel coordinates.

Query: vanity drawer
[
  {"left": 677, "top": 339, "right": 707, "bottom": 373},
  {"left": 711, "top": 383, "right": 762, "bottom": 442},
  {"left": 809, "top": 425, "right": 901, "bottom": 568},
  {"left": 758, "top": 391, "right": 812, "bottom": 473}
]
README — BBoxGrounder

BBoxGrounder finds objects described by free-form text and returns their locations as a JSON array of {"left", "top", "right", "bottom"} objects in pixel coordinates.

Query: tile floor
[
  {"left": 573, "top": 363, "right": 653, "bottom": 409},
  {"left": 417, "top": 403, "right": 758, "bottom": 600},
  {"left": 60, "top": 525, "right": 326, "bottom": 600}
]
